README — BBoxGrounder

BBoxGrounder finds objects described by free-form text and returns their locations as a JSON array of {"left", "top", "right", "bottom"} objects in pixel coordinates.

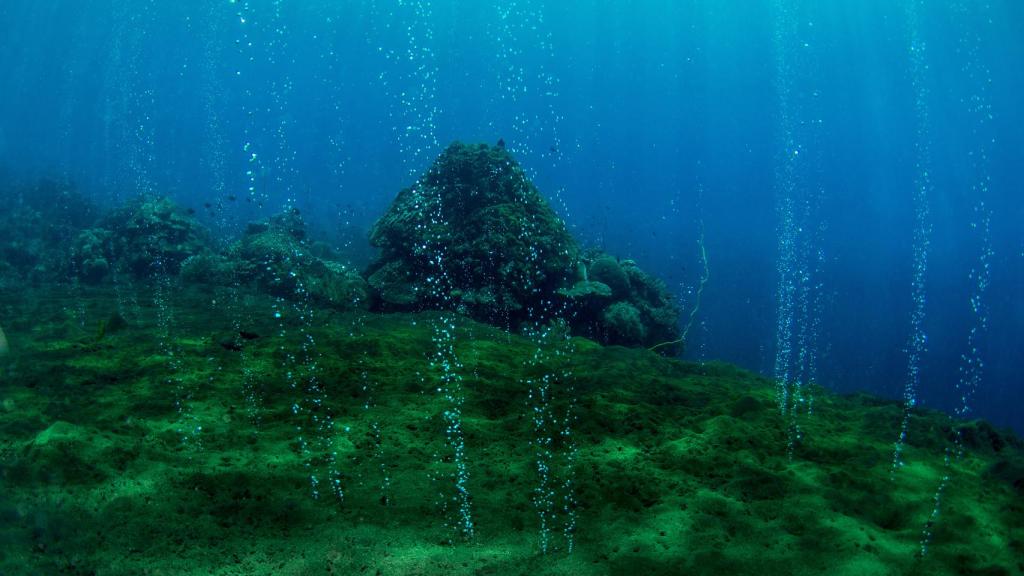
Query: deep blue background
[{"left": 1, "top": 1, "right": 1021, "bottom": 432}]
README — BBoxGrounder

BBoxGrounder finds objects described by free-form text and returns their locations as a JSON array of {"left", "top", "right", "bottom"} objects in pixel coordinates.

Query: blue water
[{"left": 1, "top": 1, "right": 1021, "bottom": 432}]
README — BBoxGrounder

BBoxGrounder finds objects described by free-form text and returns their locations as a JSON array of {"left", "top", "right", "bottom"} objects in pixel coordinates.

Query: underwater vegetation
[
  {"left": 0, "top": 287, "right": 1021, "bottom": 575},
  {"left": 0, "top": 142, "right": 1022, "bottom": 575}
]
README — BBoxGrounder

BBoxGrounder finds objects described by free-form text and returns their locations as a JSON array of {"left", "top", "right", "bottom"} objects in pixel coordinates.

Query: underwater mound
[
  {"left": 367, "top": 141, "right": 681, "bottom": 351},
  {"left": 0, "top": 286, "right": 1020, "bottom": 575}
]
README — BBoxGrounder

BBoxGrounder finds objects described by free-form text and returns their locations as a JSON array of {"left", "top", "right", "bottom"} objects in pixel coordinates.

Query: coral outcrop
[
  {"left": 72, "top": 195, "right": 212, "bottom": 282},
  {"left": 367, "top": 142, "right": 682, "bottom": 351},
  {"left": 62, "top": 195, "right": 367, "bottom": 311},
  {"left": 570, "top": 251, "right": 681, "bottom": 350},
  {"left": 224, "top": 207, "right": 368, "bottom": 310},
  {"left": 368, "top": 142, "right": 579, "bottom": 324}
]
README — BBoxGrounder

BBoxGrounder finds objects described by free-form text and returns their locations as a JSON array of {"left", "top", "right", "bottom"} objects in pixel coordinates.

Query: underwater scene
[{"left": 0, "top": 1, "right": 1022, "bottom": 575}]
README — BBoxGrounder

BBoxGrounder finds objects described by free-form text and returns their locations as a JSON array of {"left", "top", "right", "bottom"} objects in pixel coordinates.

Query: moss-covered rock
[
  {"left": 229, "top": 207, "right": 368, "bottom": 310},
  {"left": 72, "top": 229, "right": 112, "bottom": 284},
  {"left": 602, "top": 301, "right": 647, "bottom": 345},
  {"left": 590, "top": 255, "right": 630, "bottom": 298},
  {"left": 564, "top": 253, "right": 682, "bottom": 350},
  {"left": 368, "top": 141, "right": 579, "bottom": 324},
  {"left": 617, "top": 258, "right": 681, "bottom": 349},
  {"left": 367, "top": 260, "right": 420, "bottom": 306},
  {"left": 72, "top": 195, "right": 212, "bottom": 281},
  {"left": 179, "top": 252, "right": 235, "bottom": 285},
  {"left": 367, "top": 142, "right": 682, "bottom": 351}
]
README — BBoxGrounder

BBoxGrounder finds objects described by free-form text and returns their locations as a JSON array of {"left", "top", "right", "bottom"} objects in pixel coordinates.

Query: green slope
[{"left": 0, "top": 286, "right": 1020, "bottom": 575}]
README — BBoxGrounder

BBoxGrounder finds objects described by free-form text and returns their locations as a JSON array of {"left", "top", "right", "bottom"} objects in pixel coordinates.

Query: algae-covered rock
[
  {"left": 555, "top": 280, "right": 613, "bottom": 318},
  {"left": 73, "top": 195, "right": 212, "bottom": 280},
  {"left": 557, "top": 279, "right": 613, "bottom": 301},
  {"left": 180, "top": 252, "right": 235, "bottom": 285},
  {"left": 229, "top": 207, "right": 368, "bottom": 309},
  {"left": 616, "top": 258, "right": 681, "bottom": 349},
  {"left": 72, "top": 229, "right": 112, "bottom": 284},
  {"left": 367, "top": 141, "right": 579, "bottom": 322},
  {"left": 367, "top": 142, "right": 683, "bottom": 352},
  {"left": 601, "top": 301, "right": 647, "bottom": 345},
  {"left": 366, "top": 260, "right": 420, "bottom": 307},
  {"left": 107, "top": 195, "right": 211, "bottom": 276},
  {"left": 589, "top": 255, "right": 630, "bottom": 298}
]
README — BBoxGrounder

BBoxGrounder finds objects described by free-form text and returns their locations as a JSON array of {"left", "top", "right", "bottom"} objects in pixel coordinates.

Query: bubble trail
[
  {"left": 380, "top": 0, "right": 474, "bottom": 539},
  {"left": 193, "top": 5, "right": 260, "bottom": 440},
  {"left": 489, "top": 1, "right": 563, "bottom": 167},
  {"left": 230, "top": 0, "right": 269, "bottom": 211},
  {"left": 489, "top": 4, "right": 576, "bottom": 548},
  {"left": 432, "top": 314, "right": 474, "bottom": 540},
  {"left": 199, "top": 3, "right": 233, "bottom": 232},
  {"left": 97, "top": 6, "right": 154, "bottom": 328},
  {"left": 918, "top": 1, "right": 996, "bottom": 558},
  {"left": 358, "top": 359, "right": 392, "bottom": 507},
  {"left": 272, "top": 226, "right": 346, "bottom": 502},
  {"left": 770, "top": 0, "right": 826, "bottom": 456},
  {"left": 771, "top": 0, "right": 800, "bottom": 418},
  {"left": 919, "top": 202, "right": 993, "bottom": 559},
  {"left": 423, "top": 178, "right": 474, "bottom": 538},
  {"left": 417, "top": 174, "right": 474, "bottom": 540},
  {"left": 892, "top": 0, "right": 935, "bottom": 477},
  {"left": 153, "top": 261, "right": 202, "bottom": 453},
  {"left": 522, "top": 321, "right": 577, "bottom": 555},
  {"left": 389, "top": 0, "right": 440, "bottom": 176}
]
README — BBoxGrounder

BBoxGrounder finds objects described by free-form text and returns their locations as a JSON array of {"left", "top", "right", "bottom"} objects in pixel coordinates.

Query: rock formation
[{"left": 367, "top": 142, "right": 682, "bottom": 351}]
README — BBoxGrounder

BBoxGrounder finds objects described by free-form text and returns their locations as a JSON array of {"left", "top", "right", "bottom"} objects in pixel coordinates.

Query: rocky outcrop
[
  {"left": 568, "top": 252, "right": 681, "bottom": 351},
  {"left": 368, "top": 142, "right": 579, "bottom": 324},
  {"left": 221, "top": 208, "right": 368, "bottom": 310},
  {"left": 73, "top": 195, "right": 211, "bottom": 281},
  {"left": 366, "top": 142, "right": 682, "bottom": 352},
  {"left": 68, "top": 196, "right": 368, "bottom": 311}
]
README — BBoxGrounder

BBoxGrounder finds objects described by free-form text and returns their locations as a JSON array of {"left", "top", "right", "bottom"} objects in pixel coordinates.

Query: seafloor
[{"left": 0, "top": 285, "right": 1021, "bottom": 576}]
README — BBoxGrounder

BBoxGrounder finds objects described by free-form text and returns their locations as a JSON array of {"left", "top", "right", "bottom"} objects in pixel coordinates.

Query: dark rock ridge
[{"left": 366, "top": 141, "right": 682, "bottom": 351}]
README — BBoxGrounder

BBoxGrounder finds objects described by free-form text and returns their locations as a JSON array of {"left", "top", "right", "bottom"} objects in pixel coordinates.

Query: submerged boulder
[
  {"left": 227, "top": 208, "right": 368, "bottom": 310},
  {"left": 367, "top": 141, "right": 683, "bottom": 351},
  {"left": 65, "top": 193, "right": 367, "bottom": 311},
  {"left": 580, "top": 253, "right": 681, "bottom": 351},
  {"left": 73, "top": 195, "right": 212, "bottom": 281},
  {"left": 368, "top": 141, "right": 579, "bottom": 323}
]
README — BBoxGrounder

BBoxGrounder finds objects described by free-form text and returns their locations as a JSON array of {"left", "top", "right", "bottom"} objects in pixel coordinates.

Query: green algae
[{"left": 0, "top": 287, "right": 1021, "bottom": 575}]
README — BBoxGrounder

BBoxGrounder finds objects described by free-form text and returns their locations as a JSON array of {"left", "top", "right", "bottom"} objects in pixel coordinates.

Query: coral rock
[
  {"left": 367, "top": 141, "right": 579, "bottom": 323},
  {"left": 367, "top": 142, "right": 682, "bottom": 352}
]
